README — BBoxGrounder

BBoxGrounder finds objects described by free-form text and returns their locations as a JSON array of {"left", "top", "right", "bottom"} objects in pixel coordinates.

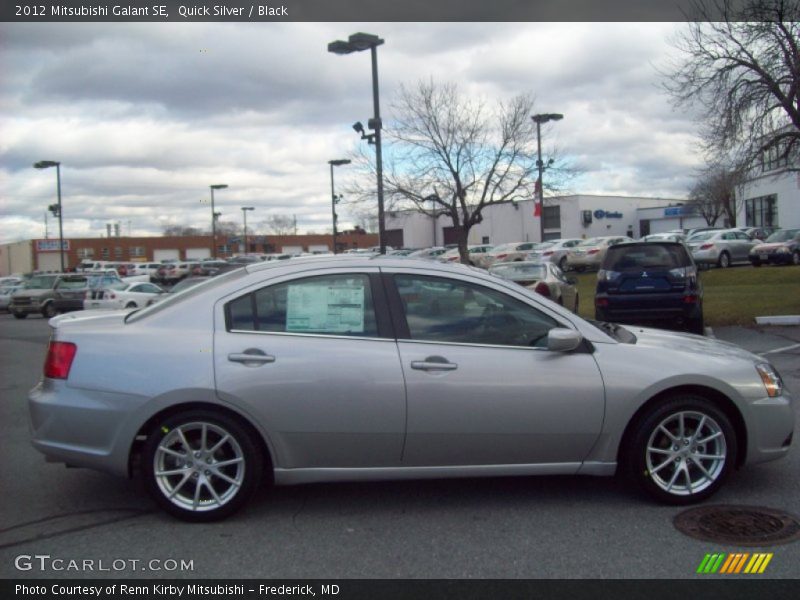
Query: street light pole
[
  {"left": 531, "top": 113, "right": 563, "bottom": 243},
  {"left": 241, "top": 207, "right": 254, "bottom": 254},
  {"left": 328, "top": 32, "right": 387, "bottom": 254},
  {"left": 34, "top": 160, "right": 64, "bottom": 272},
  {"left": 209, "top": 184, "right": 228, "bottom": 259},
  {"left": 328, "top": 159, "right": 351, "bottom": 254}
]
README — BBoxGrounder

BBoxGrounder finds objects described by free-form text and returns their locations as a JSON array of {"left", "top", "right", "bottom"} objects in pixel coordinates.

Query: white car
[{"left": 83, "top": 281, "right": 166, "bottom": 310}]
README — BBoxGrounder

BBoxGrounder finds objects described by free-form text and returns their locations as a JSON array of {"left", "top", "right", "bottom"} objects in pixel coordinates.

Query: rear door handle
[
  {"left": 228, "top": 350, "right": 275, "bottom": 366},
  {"left": 410, "top": 356, "right": 458, "bottom": 371}
]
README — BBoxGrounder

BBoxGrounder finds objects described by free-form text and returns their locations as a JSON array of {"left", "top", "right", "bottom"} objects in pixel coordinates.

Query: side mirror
[
  {"left": 566, "top": 276, "right": 578, "bottom": 285},
  {"left": 547, "top": 328, "right": 583, "bottom": 352}
]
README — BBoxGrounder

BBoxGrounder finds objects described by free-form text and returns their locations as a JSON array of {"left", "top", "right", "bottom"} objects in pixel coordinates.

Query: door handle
[
  {"left": 410, "top": 356, "right": 458, "bottom": 371},
  {"left": 228, "top": 350, "right": 276, "bottom": 365}
]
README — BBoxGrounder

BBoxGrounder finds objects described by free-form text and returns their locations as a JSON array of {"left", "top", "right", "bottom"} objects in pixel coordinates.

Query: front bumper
[
  {"left": 745, "top": 391, "right": 795, "bottom": 465},
  {"left": 749, "top": 251, "right": 794, "bottom": 265}
]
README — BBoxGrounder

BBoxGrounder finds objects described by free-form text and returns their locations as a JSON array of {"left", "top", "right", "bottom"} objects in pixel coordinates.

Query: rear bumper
[
  {"left": 596, "top": 294, "right": 701, "bottom": 322},
  {"left": 750, "top": 252, "right": 794, "bottom": 265}
]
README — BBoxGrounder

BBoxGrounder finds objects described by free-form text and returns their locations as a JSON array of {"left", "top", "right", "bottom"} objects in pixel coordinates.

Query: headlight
[
  {"left": 777, "top": 247, "right": 790, "bottom": 254},
  {"left": 756, "top": 363, "right": 784, "bottom": 398}
]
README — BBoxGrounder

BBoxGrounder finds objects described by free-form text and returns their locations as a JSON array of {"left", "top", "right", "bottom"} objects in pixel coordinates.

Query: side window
[
  {"left": 226, "top": 274, "right": 378, "bottom": 337},
  {"left": 395, "top": 274, "right": 559, "bottom": 348}
]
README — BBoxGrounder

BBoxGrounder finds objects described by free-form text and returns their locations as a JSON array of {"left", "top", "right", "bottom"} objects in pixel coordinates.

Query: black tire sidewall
[
  {"left": 142, "top": 409, "right": 264, "bottom": 522},
  {"left": 626, "top": 395, "right": 737, "bottom": 505}
]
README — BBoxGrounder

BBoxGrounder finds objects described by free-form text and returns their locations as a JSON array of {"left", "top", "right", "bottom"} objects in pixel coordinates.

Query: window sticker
[{"left": 286, "top": 280, "right": 366, "bottom": 333}]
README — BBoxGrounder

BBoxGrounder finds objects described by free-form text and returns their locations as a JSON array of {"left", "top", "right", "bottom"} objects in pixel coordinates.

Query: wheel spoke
[
  {"left": 678, "top": 413, "right": 685, "bottom": 439},
  {"left": 697, "top": 431, "right": 723, "bottom": 444},
  {"left": 209, "top": 434, "right": 230, "bottom": 454},
  {"left": 177, "top": 427, "right": 192, "bottom": 452},
  {"left": 647, "top": 446, "right": 672, "bottom": 455},
  {"left": 693, "top": 459, "right": 715, "bottom": 482},
  {"left": 695, "top": 452, "right": 725, "bottom": 461},
  {"left": 203, "top": 479, "right": 222, "bottom": 506},
  {"left": 167, "top": 472, "right": 193, "bottom": 499},
  {"left": 201, "top": 423, "right": 208, "bottom": 452},
  {"left": 650, "top": 457, "right": 674, "bottom": 475},
  {"left": 683, "top": 463, "right": 693, "bottom": 494},
  {"left": 691, "top": 416, "right": 707, "bottom": 442},
  {"left": 156, "top": 467, "right": 188, "bottom": 477},
  {"left": 192, "top": 479, "right": 202, "bottom": 509},
  {"left": 211, "top": 469, "right": 241, "bottom": 487},
  {"left": 158, "top": 446, "right": 185, "bottom": 459},
  {"left": 658, "top": 425, "right": 678, "bottom": 442},
  {"left": 214, "top": 457, "right": 244, "bottom": 468},
  {"left": 665, "top": 463, "right": 682, "bottom": 491}
]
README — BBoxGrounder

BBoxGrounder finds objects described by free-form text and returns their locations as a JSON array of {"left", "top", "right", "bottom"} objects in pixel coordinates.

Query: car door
[
  {"left": 385, "top": 270, "right": 605, "bottom": 468},
  {"left": 213, "top": 269, "right": 406, "bottom": 470}
]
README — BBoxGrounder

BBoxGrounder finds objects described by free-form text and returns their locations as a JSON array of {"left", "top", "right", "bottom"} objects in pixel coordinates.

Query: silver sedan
[
  {"left": 488, "top": 261, "right": 579, "bottom": 312},
  {"left": 29, "top": 256, "right": 793, "bottom": 521}
]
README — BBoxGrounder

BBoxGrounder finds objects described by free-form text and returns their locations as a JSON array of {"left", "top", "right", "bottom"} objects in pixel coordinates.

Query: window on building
[
  {"left": 745, "top": 195, "right": 778, "bottom": 227},
  {"left": 482, "top": 236, "right": 490, "bottom": 244},
  {"left": 129, "top": 246, "right": 145, "bottom": 257},
  {"left": 100, "top": 247, "right": 110, "bottom": 260},
  {"left": 77, "top": 248, "right": 94, "bottom": 259},
  {"left": 114, "top": 247, "right": 123, "bottom": 259},
  {"left": 543, "top": 205, "right": 560, "bottom": 230},
  {"left": 761, "top": 141, "right": 791, "bottom": 173}
]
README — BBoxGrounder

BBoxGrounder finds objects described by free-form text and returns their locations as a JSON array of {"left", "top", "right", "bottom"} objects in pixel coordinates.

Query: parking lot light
[
  {"left": 34, "top": 160, "right": 65, "bottom": 272},
  {"left": 209, "top": 184, "right": 228, "bottom": 259}
]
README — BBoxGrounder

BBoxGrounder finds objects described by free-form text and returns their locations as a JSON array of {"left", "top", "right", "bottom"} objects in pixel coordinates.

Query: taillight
[
  {"left": 496, "top": 254, "right": 508, "bottom": 260},
  {"left": 542, "top": 251, "right": 554, "bottom": 256},
  {"left": 700, "top": 243, "right": 714, "bottom": 250},
  {"left": 683, "top": 294, "right": 699, "bottom": 304},
  {"left": 595, "top": 297, "right": 609, "bottom": 307},
  {"left": 588, "top": 249, "right": 600, "bottom": 255},
  {"left": 534, "top": 282, "right": 551, "bottom": 297},
  {"left": 44, "top": 341, "right": 77, "bottom": 379}
]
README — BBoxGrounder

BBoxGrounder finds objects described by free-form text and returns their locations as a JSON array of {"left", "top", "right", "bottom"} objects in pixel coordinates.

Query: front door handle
[
  {"left": 228, "top": 349, "right": 276, "bottom": 366},
  {"left": 410, "top": 356, "right": 458, "bottom": 371}
]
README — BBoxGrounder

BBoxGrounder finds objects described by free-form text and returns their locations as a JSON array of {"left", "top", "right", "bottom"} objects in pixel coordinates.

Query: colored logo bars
[{"left": 697, "top": 553, "right": 773, "bottom": 574}]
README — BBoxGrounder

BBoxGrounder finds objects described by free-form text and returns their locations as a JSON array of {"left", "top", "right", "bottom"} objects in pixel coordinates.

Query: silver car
[
  {"left": 686, "top": 228, "right": 760, "bottom": 268},
  {"left": 29, "top": 256, "right": 793, "bottom": 521}
]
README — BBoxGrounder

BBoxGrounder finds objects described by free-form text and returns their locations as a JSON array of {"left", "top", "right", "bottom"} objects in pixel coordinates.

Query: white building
[
  {"left": 735, "top": 147, "right": 800, "bottom": 230},
  {"left": 386, "top": 194, "right": 682, "bottom": 247}
]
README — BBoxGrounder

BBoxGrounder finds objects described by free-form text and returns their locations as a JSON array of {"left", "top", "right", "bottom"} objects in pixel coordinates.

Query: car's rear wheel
[
  {"left": 42, "top": 303, "right": 57, "bottom": 318},
  {"left": 125, "top": 301, "right": 137, "bottom": 309},
  {"left": 625, "top": 395, "right": 736, "bottom": 504},
  {"left": 559, "top": 257, "right": 569, "bottom": 271},
  {"left": 717, "top": 251, "right": 731, "bottom": 268},
  {"left": 142, "top": 410, "right": 264, "bottom": 522}
]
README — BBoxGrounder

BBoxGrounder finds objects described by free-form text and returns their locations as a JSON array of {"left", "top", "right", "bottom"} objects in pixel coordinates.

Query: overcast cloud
[{"left": 0, "top": 22, "right": 703, "bottom": 242}]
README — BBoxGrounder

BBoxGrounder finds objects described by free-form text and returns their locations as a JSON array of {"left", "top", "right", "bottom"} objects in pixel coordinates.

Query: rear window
[
  {"left": 490, "top": 263, "right": 547, "bottom": 281},
  {"left": 603, "top": 244, "right": 692, "bottom": 271},
  {"left": 25, "top": 275, "right": 59, "bottom": 289}
]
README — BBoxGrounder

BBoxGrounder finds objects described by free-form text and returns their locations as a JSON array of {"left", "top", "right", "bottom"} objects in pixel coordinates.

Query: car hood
[
  {"left": 624, "top": 325, "right": 762, "bottom": 363},
  {"left": 753, "top": 242, "right": 791, "bottom": 251}
]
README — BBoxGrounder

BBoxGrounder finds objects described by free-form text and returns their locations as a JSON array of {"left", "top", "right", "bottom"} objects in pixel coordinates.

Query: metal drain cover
[{"left": 674, "top": 505, "right": 800, "bottom": 546}]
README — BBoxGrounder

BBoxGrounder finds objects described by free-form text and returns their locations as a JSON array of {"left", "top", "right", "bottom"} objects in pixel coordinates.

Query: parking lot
[{"left": 0, "top": 312, "right": 798, "bottom": 580}]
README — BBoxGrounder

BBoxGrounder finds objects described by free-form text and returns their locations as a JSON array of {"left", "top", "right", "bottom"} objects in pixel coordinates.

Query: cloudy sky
[{"left": 0, "top": 21, "right": 704, "bottom": 243}]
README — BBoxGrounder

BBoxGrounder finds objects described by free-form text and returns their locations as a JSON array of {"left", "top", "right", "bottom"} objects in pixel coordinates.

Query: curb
[{"left": 755, "top": 316, "right": 800, "bottom": 326}]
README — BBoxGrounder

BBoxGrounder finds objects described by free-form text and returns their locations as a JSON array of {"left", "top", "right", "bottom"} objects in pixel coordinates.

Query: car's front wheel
[
  {"left": 142, "top": 410, "right": 264, "bottom": 522},
  {"left": 625, "top": 395, "right": 737, "bottom": 504},
  {"left": 717, "top": 251, "right": 731, "bottom": 268},
  {"left": 42, "top": 302, "right": 58, "bottom": 318}
]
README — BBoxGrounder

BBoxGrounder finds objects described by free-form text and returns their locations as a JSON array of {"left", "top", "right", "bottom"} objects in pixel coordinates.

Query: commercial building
[
  {"left": 735, "top": 145, "right": 800, "bottom": 230},
  {"left": 0, "top": 231, "right": 378, "bottom": 276},
  {"left": 386, "top": 194, "right": 683, "bottom": 248}
]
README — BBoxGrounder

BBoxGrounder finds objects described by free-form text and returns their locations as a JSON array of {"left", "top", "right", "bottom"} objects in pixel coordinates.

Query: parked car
[
  {"left": 84, "top": 281, "right": 166, "bottom": 310},
  {"left": 640, "top": 232, "right": 686, "bottom": 243},
  {"left": 489, "top": 261, "right": 579, "bottom": 312},
  {"left": 685, "top": 228, "right": 760, "bottom": 268},
  {"left": 192, "top": 261, "right": 232, "bottom": 277},
  {"left": 407, "top": 247, "right": 447, "bottom": 260},
  {"left": 565, "top": 236, "right": 630, "bottom": 271},
  {"left": 526, "top": 238, "right": 583, "bottom": 271},
  {"left": 153, "top": 262, "right": 198, "bottom": 285},
  {"left": 30, "top": 257, "right": 792, "bottom": 521},
  {"left": 738, "top": 226, "right": 778, "bottom": 242},
  {"left": 52, "top": 273, "right": 123, "bottom": 315},
  {"left": 595, "top": 241, "right": 703, "bottom": 334},
  {"left": 475, "top": 242, "right": 540, "bottom": 269},
  {"left": 129, "top": 262, "right": 164, "bottom": 279},
  {"left": 748, "top": 228, "right": 800, "bottom": 266},
  {"left": 8, "top": 273, "right": 63, "bottom": 319},
  {"left": 438, "top": 244, "right": 494, "bottom": 266},
  {"left": 0, "top": 285, "right": 23, "bottom": 312}
]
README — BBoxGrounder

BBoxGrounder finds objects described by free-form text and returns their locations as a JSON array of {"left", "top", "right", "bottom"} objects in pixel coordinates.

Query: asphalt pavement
[{"left": 0, "top": 313, "right": 798, "bottom": 580}]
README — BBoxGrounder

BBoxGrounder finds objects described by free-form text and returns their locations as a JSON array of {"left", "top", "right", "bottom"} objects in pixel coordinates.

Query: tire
[
  {"left": 573, "top": 293, "right": 579, "bottom": 314},
  {"left": 42, "top": 303, "right": 58, "bottom": 318},
  {"left": 559, "top": 256, "right": 569, "bottom": 272},
  {"left": 750, "top": 259, "right": 761, "bottom": 268},
  {"left": 125, "top": 301, "right": 138, "bottom": 309},
  {"left": 792, "top": 251, "right": 800, "bottom": 266},
  {"left": 142, "top": 410, "right": 264, "bottom": 522},
  {"left": 717, "top": 251, "right": 731, "bottom": 269},
  {"left": 624, "top": 395, "right": 737, "bottom": 505},
  {"left": 686, "top": 315, "right": 704, "bottom": 335},
  {"left": 12, "top": 311, "right": 27, "bottom": 319}
]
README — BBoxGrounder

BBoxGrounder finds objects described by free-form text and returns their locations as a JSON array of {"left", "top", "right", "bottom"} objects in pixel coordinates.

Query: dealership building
[
  {"left": 386, "top": 194, "right": 703, "bottom": 248},
  {"left": 0, "top": 231, "right": 378, "bottom": 276},
  {"left": 734, "top": 148, "right": 800, "bottom": 231}
]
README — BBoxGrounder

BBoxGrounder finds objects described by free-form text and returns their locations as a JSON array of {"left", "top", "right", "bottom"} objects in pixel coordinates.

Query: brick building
[{"left": 0, "top": 231, "right": 378, "bottom": 275}]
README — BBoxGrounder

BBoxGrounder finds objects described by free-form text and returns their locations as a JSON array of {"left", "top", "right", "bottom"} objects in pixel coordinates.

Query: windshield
[
  {"left": 577, "top": 238, "right": 602, "bottom": 247},
  {"left": 765, "top": 229, "right": 798, "bottom": 243},
  {"left": 604, "top": 244, "right": 691, "bottom": 270},
  {"left": 687, "top": 231, "right": 716, "bottom": 241},
  {"left": 126, "top": 269, "right": 247, "bottom": 323},
  {"left": 24, "top": 275, "right": 58, "bottom": 289},
  {"left": 490, "top": 263, "right": 546, "bottom": 280}
]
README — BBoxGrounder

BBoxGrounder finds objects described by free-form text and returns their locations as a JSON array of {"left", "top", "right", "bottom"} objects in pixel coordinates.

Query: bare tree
[
  {"left": 664, "top": 0, "right": 800, "bottom": 168},
  {"left": 260, "top": 214, "right": 296, "bottom": 235},
  {"left": 162, "top": 225, "right": 203, "bottom": 237},
  {"left": 688, "top": 162, "right": 744, "bottom": 226},
  {"left": 348, "top": 80, "right": 571, "bottom": 262},
  {"left": 215, "top": 221, "right": 241, "bottom": 237}
]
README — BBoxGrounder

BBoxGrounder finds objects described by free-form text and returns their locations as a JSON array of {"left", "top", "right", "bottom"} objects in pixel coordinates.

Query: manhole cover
[{"left": 674, "top": 505, "right": 800, "bottom": 546}]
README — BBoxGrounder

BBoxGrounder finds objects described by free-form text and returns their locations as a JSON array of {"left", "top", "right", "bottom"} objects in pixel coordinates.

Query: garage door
[
  {"left": 186, "top": 248, "right": 211, "bottom": 259},
  {"left": 153, "top": 249, "right": 179, "bottom": 262}
]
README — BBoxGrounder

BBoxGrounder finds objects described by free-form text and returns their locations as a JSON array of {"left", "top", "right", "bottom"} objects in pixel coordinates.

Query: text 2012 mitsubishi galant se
[{"left": 29, "top": 256, "right": 793, "bottom": 521}]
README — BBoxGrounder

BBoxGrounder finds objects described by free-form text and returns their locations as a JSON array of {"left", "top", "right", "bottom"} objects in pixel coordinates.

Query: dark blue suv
[{"left": 594, "top": 241, "right": 703, "bottom": 334}]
